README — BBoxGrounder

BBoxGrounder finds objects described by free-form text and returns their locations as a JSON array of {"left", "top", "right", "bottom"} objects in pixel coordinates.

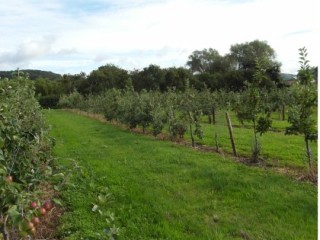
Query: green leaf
[
  {"left": 8, "top": 205, "right": 21, "bottom": 224},
  {"left": 0, "top": 137, "right": 4, "bottom": 148},
  {"left": 52, "top": 198, "right": 63, "bottom": 206},
  {"left": 0, "top": 149, "right": 4, "bottom": 161}
]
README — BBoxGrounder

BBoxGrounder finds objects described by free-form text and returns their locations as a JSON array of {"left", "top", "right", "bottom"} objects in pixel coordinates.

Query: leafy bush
[
  {"left": 57, "top": 91, "right": 83, "bottom": 108},
  {"left": 0, "top": 78, "right": 56, "bottom": 239}
]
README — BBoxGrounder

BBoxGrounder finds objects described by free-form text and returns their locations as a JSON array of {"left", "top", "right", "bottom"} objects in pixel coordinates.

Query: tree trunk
[
  {"left": 0, "top": 216, "right": 9, "bottom": 240},
  {"left": 212, "top": 108, "right": 216, "bottom": 124},
  {"left": 188, "top": 112, "right": 195, "bottom": 147},
  {"left": 225, "top": 112, "right": 237, "bottom": 157},
  {"left": 282, "top": 104, "right": 285, "bottom": 121},
  {"left": 214, "top": 132, "right": 219, "bottom": 152},
  {"left": 252, "top": 118, "right": 259, "bottom": 163},
  {"left": 189, "top": 123, "right": 194, "bottom": 147},
  {"left": 208, "top": 115, "right": 212, "bottom": 124}
]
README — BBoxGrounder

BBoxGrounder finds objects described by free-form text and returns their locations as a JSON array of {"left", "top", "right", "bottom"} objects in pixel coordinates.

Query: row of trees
[
  {"left": 57, "top": 82, "right": 289, "bottom": 159},
  {"left": 0, "top": 78, "right": 58, "bottom": 239},
  {"left": 58, "top": 40, "right": 285, "bottom": 95},
  {"left": 58, "top": 48, "right": 317, "bottom": 173}
]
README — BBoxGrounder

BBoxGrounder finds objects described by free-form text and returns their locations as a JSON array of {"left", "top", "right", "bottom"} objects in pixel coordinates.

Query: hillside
[
  {"left": 0, "top": 69, "right": 61, "bottom": 80},
  {"left": 280, "top": 73, "right": 296, "bottom": 81}
]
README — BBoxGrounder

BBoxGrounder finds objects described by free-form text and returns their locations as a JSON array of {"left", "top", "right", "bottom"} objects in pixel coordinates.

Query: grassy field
[
  {"left": 187, "top": 110, "right": 317, "bottom": 169},
  {"left": 46, "top": 110, "right": 317, "bottom": 240}
]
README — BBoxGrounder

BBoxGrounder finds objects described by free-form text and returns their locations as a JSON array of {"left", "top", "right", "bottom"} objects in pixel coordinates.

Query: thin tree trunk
[
  {"left": 282, "top": 104, "right": 285, "bottom": 121},
  {"left": 208, "top": 115, "right": 212, "bottom": 124},
  {"left": 225, "top": 112, "right": 237, "bottom": 157},
  {"left": 189, "top": 123, "right": 194, "bottom": 147},
  {"left": 1, "top": 216, "right": 9, "bottom": 240},
  {"left": 252, "top": 118, "right": 259, "bottom": 163},
  {"left": 188, "top": 112, "right": 195, "bottom": 147},
  {"left": 214, "top": 132, "right": 219, "bottom": 152},
  {"left": 212, "top": 108, "right": 216, "bottom": 124}
]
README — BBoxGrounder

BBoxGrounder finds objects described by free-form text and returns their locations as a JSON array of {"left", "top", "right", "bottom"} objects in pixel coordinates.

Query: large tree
[
  {"left": 87, "top": 64, "right": 129, "bottom": 94},
  {"left": 131, "top": 64, "right": 165, "bottom": 91},
  {"left": 229, "top": 40, "right": 282, "bottom": 88},
  {"left": 164, "top": 67, "right": 193, "bottom": 91},
  {"left": 186, "top": 48, "right": 230, "bottom": 74}
]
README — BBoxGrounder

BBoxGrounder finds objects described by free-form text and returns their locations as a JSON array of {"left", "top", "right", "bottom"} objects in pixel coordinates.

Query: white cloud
[{"left": 0, "top": 0, "right": 318, "bottom": 74}]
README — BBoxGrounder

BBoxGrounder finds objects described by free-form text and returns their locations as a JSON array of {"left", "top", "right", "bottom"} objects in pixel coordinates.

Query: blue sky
[{"left": 0, "top": 0, "right": 318, "bottom": 74}]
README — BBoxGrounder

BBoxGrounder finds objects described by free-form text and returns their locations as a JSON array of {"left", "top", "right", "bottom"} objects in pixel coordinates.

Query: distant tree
[
  {"left": 229, "top": 40, "right": 282, "bottom": 89},
  {"left": 164, "top": 67, "right": 192, "bottom": 91},
  {"left": 34, "top": 77, "right": 61, "bottom": 108},
  {"left": 186, "top": 48, "right": 229, "bottom": 74},
  {"left": 87, "top": 64, "right": 129, "bottom": 93},
  {"left": 131, "top": 64, "right": 165, "bottom": 91},
  {"left": 58, "top": 72, "right": 88, "bottom": 94},
  {"left": 221, "top": 70, "right": 246, "bottom": 91},
  {"left": 193, "top": 72, "right": 222, "bottom": 90}
]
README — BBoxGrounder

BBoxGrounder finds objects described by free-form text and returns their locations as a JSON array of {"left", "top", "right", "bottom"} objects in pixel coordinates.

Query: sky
[{"left": 0, "top": 0, "right": 318, "bottom": 75}]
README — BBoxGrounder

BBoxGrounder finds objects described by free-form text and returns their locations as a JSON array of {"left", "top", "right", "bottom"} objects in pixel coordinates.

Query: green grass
[
  {"left": 46, "top": 110, "right": 317, "bottom": 240},
  {"left": 190, "top": 110, "right": 318, "bottom": 169}
]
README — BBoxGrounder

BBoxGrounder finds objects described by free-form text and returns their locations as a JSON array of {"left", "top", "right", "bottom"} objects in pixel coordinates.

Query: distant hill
[
  {"left": 0, "top": 69, "right": 61, "bottom": 80},
  {"left": 280, "top": 73, "right": 296, "bottom": 81}
]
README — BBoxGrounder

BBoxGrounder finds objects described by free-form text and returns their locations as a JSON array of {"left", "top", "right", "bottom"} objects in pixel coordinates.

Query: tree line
[
  {"left": 4, "top": 39, "right": 317, "bottom": 108},
  {"left": 56, "top": 40, "right": 287, "bottom": 95}
]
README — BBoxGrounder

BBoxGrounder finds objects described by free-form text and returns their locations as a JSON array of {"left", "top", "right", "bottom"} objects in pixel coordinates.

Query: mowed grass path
[{"left": 46, "top": 110, "right": 317, "bottom": 240}]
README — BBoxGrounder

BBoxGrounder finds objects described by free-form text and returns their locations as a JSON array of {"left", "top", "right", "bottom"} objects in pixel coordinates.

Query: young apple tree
[
  {"left": 285, "top": 47, "right": 317, "bottom": 175},
  {"left": 234, "top": 59, "right": 273, "bottom": 162}
]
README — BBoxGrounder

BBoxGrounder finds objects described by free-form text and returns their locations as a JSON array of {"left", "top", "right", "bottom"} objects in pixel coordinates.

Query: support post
[{"left": 225, "top": 112, "right": 237, "bottom": 157}]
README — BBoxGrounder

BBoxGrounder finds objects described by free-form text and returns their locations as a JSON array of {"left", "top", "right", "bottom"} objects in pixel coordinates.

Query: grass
[
  {"left": 46, "top": 109, "right": 317, "bottom": 240},
  {"left": 188, "top": 110, "right": 317, "bottom": 169}
]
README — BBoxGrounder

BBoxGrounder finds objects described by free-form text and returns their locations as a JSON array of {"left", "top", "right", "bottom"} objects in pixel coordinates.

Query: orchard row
[
  {"left": 58, "top": 48, "right": 317, "bottom": 172},
  {"left": 0, "top": 78, "right": 57, "bottom": 239}
]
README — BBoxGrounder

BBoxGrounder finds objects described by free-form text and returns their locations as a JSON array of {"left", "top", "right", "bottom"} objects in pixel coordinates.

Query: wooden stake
[{"left": 225, "top": 112, "right": 237, "bottom": 157}]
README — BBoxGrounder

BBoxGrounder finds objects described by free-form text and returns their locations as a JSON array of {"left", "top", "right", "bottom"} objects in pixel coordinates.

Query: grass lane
[{"left": 46, "top": 110, "right": 317, "bottom": 240}]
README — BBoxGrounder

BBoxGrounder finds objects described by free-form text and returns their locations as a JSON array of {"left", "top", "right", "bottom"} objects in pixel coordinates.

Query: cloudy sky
[{"left": 0, "top": 0, "right": 318, "bottom": 74}]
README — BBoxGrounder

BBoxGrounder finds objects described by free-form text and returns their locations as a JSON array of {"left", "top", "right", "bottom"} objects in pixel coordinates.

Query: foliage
[
  {"left": 162, "top": 89, "right": 186, "bottom": 139},
  {"left": 38, "top": 95, "right": 60, "bottom": 109},
  {"left": 0, "top": 78, "right": 56, "bottom": 239},
  {"left": 229, "top": 40, "right": 282, "bottom": 89},
  {"left": 164, "top": 67, "right": 193, "bottom": 91},
  {"left": 87, "top": 64, "right": 129, "bottom": 94},
  {"left": 179, "top": 86, "right": 203, "bottom": 146},
  {"left": 234, "top": 59, "right": 273, "bottom": 162},
  {"left": 132, "top": 64, "right": 166, "bottom": 91},
  {"left": 101, "top": 89, "right": 122, "bottom": 121},
  {"left": 285, "top": 47, "right": 317, "bottom": 173},
  {"left": 186, "top": 48, "right": 229, "bottom": 74},
  {"left": 58, "top": 91, "right": 84, "bottom": 109}
]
